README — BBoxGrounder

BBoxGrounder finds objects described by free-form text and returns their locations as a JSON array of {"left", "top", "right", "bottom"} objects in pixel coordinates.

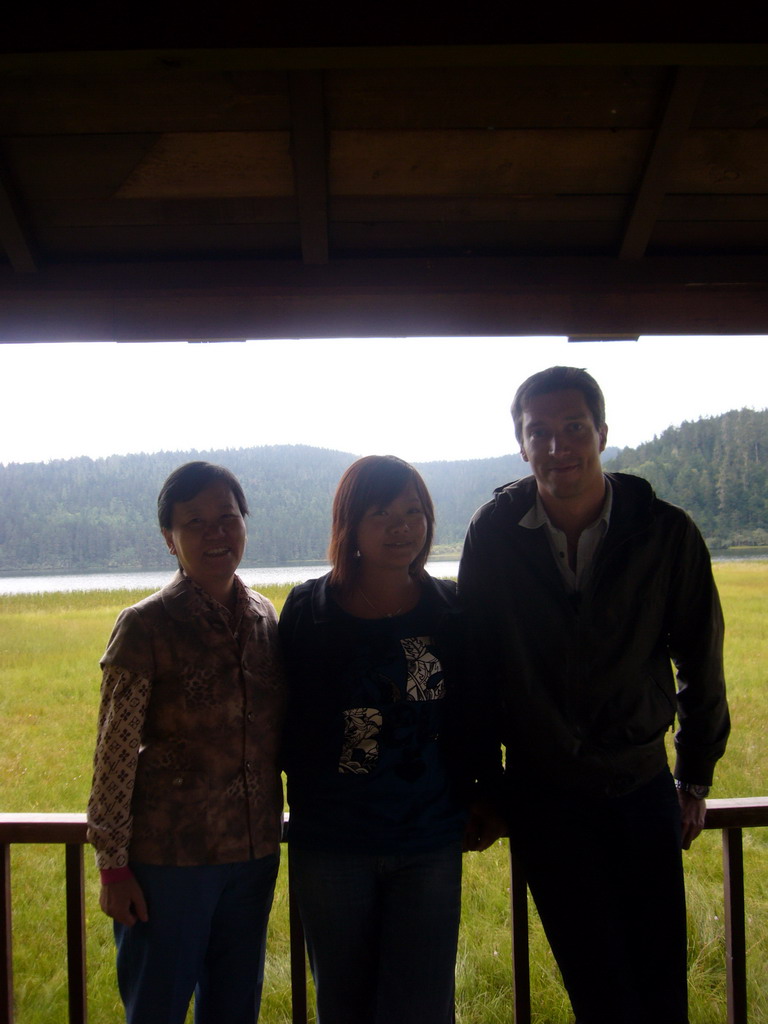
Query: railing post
[
  {"left": 65, "top": 844, "right": 87, "bottom": 1024},
  {"left": 722, "top": 827, "right": 747, "bottom": 1024},
  {"left": 287, "top": 849, "right": 308, "bottom": 1024},
  {"left": 1, "top": 843, "right": 13, "bottom": 1024},
  {"left": 509, "top": 845, "right": 531, "bottom": 1024}
]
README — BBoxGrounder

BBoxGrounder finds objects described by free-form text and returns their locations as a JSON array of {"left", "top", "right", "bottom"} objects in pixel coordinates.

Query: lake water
[
  {"left": 0, "top": 551, "right": 761, "bottom": 596},
  {"left": 0, "top": 561, "right": 463, "bottom": 595}
]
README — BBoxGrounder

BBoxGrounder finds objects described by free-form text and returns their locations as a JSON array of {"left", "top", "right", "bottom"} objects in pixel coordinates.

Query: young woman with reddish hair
[{"left": 280, "top": 454, "right": 494, "bottom": 1024}]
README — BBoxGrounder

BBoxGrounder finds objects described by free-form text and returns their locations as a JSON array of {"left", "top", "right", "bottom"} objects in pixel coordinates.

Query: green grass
[{"left": 1, "top": 567, "right": 767, "bottom": 1022}]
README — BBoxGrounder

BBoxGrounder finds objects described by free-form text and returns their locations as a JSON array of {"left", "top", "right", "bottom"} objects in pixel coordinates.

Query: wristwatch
[{"left": 675, "top": 780, "right": 710, "bottom": 800}]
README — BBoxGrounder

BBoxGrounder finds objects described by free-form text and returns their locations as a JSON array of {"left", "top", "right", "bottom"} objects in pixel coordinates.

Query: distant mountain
[
  {"left": 1, "top": 410, "right": 764, "bottom": 572},
  {"left": 0, "top": 446, "right": 528, "bottom": 571}
]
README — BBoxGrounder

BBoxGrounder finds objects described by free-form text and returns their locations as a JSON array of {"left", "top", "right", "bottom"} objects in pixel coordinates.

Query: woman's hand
[{"left": 99, "top": 877, "right": 149, "bottom": 927}]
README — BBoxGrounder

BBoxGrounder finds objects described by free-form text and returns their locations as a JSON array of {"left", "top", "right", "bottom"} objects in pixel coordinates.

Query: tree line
[
  {"left": 603, "top": 408, "right": 768, "bottom": 549},
  {"left": 0, "top": 407, "right": 765, "bottom": 572},
  {"left": 0, "top": 446, "right": 527, "bottom": 571}
]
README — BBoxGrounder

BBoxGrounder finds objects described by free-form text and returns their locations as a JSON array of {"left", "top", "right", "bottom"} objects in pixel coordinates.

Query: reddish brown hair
[{"left": 328, "top": 455, "right": 435, "bottom": 590}]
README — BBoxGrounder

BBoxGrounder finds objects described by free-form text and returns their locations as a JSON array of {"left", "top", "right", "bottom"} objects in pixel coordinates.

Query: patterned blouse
[{"left": 87, "top": 572, "right": 285, "bottom": 870}]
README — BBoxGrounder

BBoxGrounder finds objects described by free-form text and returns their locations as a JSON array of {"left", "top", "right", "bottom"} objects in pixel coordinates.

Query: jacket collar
[
  {"left": 160, "top": 570, "right": 264, "bottom": 627},
  {"left": 491, "top": 471, "right": 656, "bottom": 539}
]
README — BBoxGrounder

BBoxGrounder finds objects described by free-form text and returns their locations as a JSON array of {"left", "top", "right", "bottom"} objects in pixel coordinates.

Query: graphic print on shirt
[
  {"left": 338, "top": 636, "right": 445, "bottom": 773},
  {"left": 339, "top": 707, "right": 383, "bottom": 774},
  {"left": 402, "top": 636, "right": 445, "bottom": 700}
]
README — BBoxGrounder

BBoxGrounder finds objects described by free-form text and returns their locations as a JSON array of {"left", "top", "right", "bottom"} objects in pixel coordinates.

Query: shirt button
[
  {"left": 247, "top": 711, "right": 255, "bottom": 722},
  {"left": 172, "top": 777, "right": 184, "bottom": 787}
]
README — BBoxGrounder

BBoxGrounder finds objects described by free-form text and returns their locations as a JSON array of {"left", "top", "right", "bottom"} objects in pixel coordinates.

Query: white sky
[{"left": 1, "top": 335, "right": 766, "bottom": 465}]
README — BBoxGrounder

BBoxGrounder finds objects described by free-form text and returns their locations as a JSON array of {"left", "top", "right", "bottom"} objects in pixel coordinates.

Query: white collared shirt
[{"left": 519, "top": 478, "right": 613, "bottom": 593}]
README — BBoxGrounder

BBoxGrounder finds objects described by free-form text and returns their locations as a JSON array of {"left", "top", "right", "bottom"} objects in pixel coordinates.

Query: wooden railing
[
  {"left": 2, "top": 798, "right": 767, "bottom": 1024},
  {"left": 0, "top": 814, "right": 87, "bottom": 1024},
  {"left": 0, "top": 813, "right": 307, "bottom": 1024}
]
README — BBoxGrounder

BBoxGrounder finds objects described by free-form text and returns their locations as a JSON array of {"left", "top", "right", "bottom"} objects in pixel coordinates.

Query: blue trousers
[
  {"left": 114, "top": 855, "right": 279, "bottom": 1024},
  {"left": 510, "top": 769, "right": 688, "bottom": 1024},
  {"left": 290, "top": 842, "right": 462, "bottom": 1024}
]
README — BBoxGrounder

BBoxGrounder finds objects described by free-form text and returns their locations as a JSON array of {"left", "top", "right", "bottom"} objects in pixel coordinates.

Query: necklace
[{"left": 357, "top": 586, "right": 403, "bottom": 618}]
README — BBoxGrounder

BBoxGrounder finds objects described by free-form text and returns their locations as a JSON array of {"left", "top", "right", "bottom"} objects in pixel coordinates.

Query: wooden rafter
[
  {"left": 0, "top": 162, "right": 37, "bottom": 273},
  {"left": 289, "top": 70, "right": 329, "bottom": 265},
  {"left": 619, "top": 66, "right": 706, "bottom": 261}
]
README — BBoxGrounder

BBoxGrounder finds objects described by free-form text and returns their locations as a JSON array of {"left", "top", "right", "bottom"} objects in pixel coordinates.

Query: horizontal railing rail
[{"left": 2, "top": 798, "right": 768, "bottom": 1024}]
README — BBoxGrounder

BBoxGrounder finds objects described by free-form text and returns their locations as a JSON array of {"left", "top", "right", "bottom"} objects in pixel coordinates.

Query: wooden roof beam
[
  {"left": 619, "top": 66, "right": 706, "bottom": 261},
  {"left": 289, "top": 70, "right": 329, "bottom": 265},
  {"left": 1, "top": 255, "right": 766, "bottom": 341},
  {"left": 3, "top": 44, "right": 768, "bottom": 75}
]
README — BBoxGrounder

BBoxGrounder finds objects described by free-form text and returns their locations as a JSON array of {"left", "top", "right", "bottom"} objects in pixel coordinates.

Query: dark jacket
[
  {"left": 458, "top": 472, "right": 730, "bottom": 800},
  {"left": 279, "top": 572, "right": 499, "bottom": 823}
]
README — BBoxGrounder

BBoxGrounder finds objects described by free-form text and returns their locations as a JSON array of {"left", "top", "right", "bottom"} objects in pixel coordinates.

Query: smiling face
[
  {"left": 161, "top": 479, "right": 246, "bottom": 598},
  {"left": 520, "top": 388, "right": 608, "bottom": 507},
  {"left": 355, "top": 484, "right": 428, "bottom": 573}
]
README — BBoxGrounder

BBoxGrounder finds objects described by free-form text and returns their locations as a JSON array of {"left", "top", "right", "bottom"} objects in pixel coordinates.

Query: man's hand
[
  {"left": 677, "top": 788, "right": 707, "bottom": 850},
  {"left": 463, "top": 798, "right": 508, "bottom": 852},
  {"left": 99, "top": 877, "right": 149, "bottom": 927}
]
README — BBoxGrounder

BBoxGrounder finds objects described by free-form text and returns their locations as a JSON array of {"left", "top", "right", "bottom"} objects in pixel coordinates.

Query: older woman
[
  {"left": 87, "top": 461, "right": 284, "bottom": 1024},
  {"left": 280, "top": 455, "right": 490, "bottom": 1024}
]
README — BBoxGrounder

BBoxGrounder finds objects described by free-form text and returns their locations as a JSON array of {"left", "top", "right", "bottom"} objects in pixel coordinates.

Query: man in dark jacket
[{"left": 458, "top": 365, "right": 729, "bottom": 1024}]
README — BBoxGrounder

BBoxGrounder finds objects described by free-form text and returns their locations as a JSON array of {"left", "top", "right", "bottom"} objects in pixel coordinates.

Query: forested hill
[
  {"left": 1, "top": 407, "right": 765, "bottom": 572},
  {"left": 0, "top": 446, "right": 531, "bottom": 572},
  {"left": 603, "top": 407, "right": 768, "bottom": 548}
]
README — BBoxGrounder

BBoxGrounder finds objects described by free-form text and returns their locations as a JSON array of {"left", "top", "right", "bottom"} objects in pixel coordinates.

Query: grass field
[{"left": 1, "top": 564, "right": 767, "bottom": 1022}]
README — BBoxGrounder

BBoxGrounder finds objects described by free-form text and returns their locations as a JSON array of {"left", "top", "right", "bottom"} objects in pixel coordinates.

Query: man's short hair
[{"left": 511, "top": 366, "right": 606, "bottom": 444}]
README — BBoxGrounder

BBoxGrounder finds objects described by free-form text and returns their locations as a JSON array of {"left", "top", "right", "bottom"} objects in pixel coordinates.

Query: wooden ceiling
[{"left": 1, "top": 21, "right": 767, "bottom": 341}]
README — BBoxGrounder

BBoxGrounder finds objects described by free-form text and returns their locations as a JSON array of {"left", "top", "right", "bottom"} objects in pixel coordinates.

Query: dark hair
[
  {"left": 511, "top": 365, "right": 606, "bottom": 444},
  {"left": 328, "top": 455, "right": 435, "bottom": 590},
  {"left": 157, "top": 461, "right": 249, "bottom": 530}
]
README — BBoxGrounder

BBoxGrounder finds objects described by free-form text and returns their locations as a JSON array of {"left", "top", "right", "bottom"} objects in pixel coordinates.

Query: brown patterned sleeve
[{"left": 86, "top": 665, "right": 152, "bottom": 870}]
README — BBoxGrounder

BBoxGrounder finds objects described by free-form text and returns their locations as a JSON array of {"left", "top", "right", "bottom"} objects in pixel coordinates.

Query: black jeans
[
  {"left": 289, "top": 841, "right": 462, "bottom": 1024},
  {"left": 509, "top": 769, "right": 689, "bottom": 1024}
]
